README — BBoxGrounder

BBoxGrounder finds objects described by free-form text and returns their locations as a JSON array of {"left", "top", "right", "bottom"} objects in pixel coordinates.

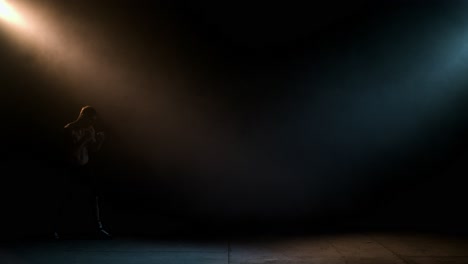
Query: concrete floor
[{"left": 1, "top": 233, "right": 468, "bottom": 264}]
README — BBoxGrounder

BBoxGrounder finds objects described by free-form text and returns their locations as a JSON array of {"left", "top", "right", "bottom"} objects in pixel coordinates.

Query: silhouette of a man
[{"left": 54, "top": 105, "right": 111, "bottom": 239}]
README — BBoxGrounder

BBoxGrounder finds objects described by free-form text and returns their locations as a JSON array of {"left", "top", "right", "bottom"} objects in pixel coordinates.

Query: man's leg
[
  {"left": 88, "top": 166, "right": 111, "bottom": 239},
  {"left": 95, "top": 195, "right": 111, "bottom": 238}
]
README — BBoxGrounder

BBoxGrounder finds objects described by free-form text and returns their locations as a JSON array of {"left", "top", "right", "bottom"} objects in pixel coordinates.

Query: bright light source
[{"left": 0, "top": 0, "right": 25, "bottom": 27}]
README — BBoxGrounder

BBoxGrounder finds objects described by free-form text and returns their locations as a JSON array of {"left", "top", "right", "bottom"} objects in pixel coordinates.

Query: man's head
[{"left": 77, "top": 105, "right": 98, "bottom": 125}]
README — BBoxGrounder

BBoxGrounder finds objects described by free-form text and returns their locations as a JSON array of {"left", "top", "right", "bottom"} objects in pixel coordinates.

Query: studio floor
[{"left": 1, "top": 232, "right": 468, "bottom": 264}]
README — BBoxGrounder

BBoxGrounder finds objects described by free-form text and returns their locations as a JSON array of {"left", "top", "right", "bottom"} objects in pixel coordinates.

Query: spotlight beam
[{"left": 0, "top": 0, "right": 26, "bottom": 27}]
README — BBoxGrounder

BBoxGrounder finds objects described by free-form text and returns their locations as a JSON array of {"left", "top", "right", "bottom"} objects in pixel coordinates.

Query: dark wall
[{"left": 1, "top": 0, "right": 468, "bottom": 239}]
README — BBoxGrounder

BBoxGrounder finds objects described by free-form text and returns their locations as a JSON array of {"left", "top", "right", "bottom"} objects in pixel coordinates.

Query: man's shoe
[{"left": 97, "top": 228, "right": 112, "bottom": 239}]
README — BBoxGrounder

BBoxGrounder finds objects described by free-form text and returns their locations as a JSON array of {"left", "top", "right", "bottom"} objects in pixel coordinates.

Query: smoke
[
  {"left": 7, "top": 0, "right": 468, "bottom": 222},
  {"left": 1, "top": 0, "right": 299, "bottom": 218}
]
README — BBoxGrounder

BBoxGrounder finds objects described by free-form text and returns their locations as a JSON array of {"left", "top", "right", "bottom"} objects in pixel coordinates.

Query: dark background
[{"left": 1, "top": 0, "right": 468, "bottom": 239}]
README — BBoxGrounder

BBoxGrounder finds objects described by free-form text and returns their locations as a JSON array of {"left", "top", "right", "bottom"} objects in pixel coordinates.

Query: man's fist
[{"left": 96, "top": 131, "right": 106, "bottom": 141}]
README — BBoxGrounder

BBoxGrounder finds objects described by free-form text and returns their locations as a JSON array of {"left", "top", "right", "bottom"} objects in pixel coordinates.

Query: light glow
[{"left": 0, "top": 0, "right": 25, "bottom": 27}]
